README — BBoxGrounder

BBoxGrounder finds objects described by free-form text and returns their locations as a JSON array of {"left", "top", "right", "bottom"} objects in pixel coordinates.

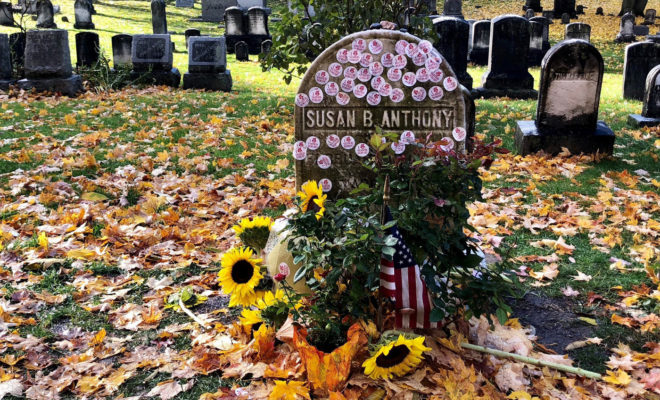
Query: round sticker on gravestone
[
  {"left": 378, "top": 82, "right": 392, "bottom": 97},
  {"left": 341, "top": 78, "right": 355, "bottom": 92},
  {"left": 317, "top": 155, "right": 332, "bottom": 169},
  {"left": 412, "top": 87, "right": 427, "bottom": 102},
  {"left": 353, "top": 84, "right": 368, "bottom": 98},
  {"left": 391, "top": 142, "right": 406, "bottom": 154},
  {"left": 430, "top": 69, "right": 444, "bottom": 83},
  {"left": 401, "top": 130, "right": 415, "bottom": 144},
  {"left": 391, "top": 88, "right": 405, "bottom": 103},
  {"left": 337, "top": 49, "right": 349, "bottom": 63},
  {"left": 348, "top": 49, "right": 362, "bottom": 64},
  {"left": 425, "top": 57, "right": 440, "bottom": 71},
  {"left": 319, "top": 178, "right": 332, "bottom": 192},
  {"left": 329, "top": 63, "right": 343, "bottom": 78},
  {"left": 406, "top": 42, "right": 419, "bottom": 57},
  {"left": 395, "top": 40, "right": 409, "bottom": 55},
  {"left": 357, "top": 68, "right": 371, "bottom": 82},
  {"left": 402, "top": 72, "right": 417, "bottom": 87},
  {"left": 370, "top": 61, "right": 384, "bottom": 76},
  {"left": 326, "top": 134, "right": 340, "bottom": 148},
  {"left": 413, "top": 52, "right": 427, "bottom": 66},
  {"left": 371, "top": 76, "right": 385, "bottom": 91},
  {"left": 306, "top": 136, "right": 321, "bottom": 150},
  {"left": 418, "top": 40, "right": 433, "bottom": 55},
  {"left": 369, "top": 39, "right": 384, "bottom": 54},
  {"left": 341, "top": 135, "right": 356, "bottom": 150},
  {"left": 344, "top": 66, "right": 357, "bottom": 79},
  {"left": 387, "top": 68, "right": 402, "bottom": 82},
  {"left": 429, "top": 86, "right": 444, "bottom": 101},
  {"left": 352, "top": 38, "right": 367, "bottom": 51},
  {"left": 293, "top": 141, "right": 307, "bottom": 160},
  {"left": 355, "top": 143, "right": 370, "bottom": 157},
  {"left": 309, "top": 87, "right": 324, "bottom": 103},
  {"left": 325, "top": 82, "right": 339, "bottom": 96},
  {"left": 443, "top": 77, "right": 458, "bottom": 92},
  {"left": 315, "top": 70, "right": 330, "bottom": 85},
  {"left": 367, "top": 91, "right": 382, "bottom": 106},
  {"left": 438, "top": 137, "right": 454, "bottom": 151},
  {"left": 452, "top": 127, "right": 467, "bottom": 142},
  {"left": 416, "top": 68, "right": 429, "bottom": 82},
  {"left": 394, "top": 54, "right": 407, "bottom": 69},
  {"left": 295, "top": 93, "right": 310, "bottom": 107},
  {"left": 336, "top": 92, "right": 350, "bottom": 105},
  {"left": 381, "top": 53, "right": 394, "bottom": 68},
  {"left": 360, "top": 53, "right": 374, "bottom": 68}
]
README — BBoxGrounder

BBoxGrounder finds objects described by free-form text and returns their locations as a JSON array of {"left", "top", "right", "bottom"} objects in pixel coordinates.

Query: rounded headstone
[
  {"left": 433, "top": 16, "right": 472, "bottom": 89},
  {"left": 642, "top": 64, "right": 660, "bottom": 118},
  {"left": 75, "top": 31, "right": 100, "bottom": 68}
]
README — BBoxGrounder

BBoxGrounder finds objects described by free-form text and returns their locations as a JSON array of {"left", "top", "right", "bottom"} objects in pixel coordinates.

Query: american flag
[{"left": 380, "top": 207, "right": 438, "bottom": 330}]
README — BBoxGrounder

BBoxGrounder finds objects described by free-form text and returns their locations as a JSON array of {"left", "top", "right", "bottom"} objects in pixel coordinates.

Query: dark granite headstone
[
  {"left": 634, "top": 0, "right": 649, "bottom": 17},
  {"left": 185, "top": 28, "right": 201, "bottom": 49},
  {"left": 433, "top": 16, "right": 472, "bottom": 89},
  {"left": 74, "top": 0, "right": 95, "bottom": 29},
  {"left": 629, "top": 64, "right": 660, "bottom": 126},
  {"left": 247, "top": 6, "right": 269, "bottom": 36},
  {"left": 112, "top": 34, "right": 133, "bottom": 68},
  {"left": 9, "top": 33, "right": 25, "bottom": 73},
  {"left": 130, "top": 34, "right": 180, "bottom": 87},
  {"left": 468, "top": 19, "right": 490, "bottom": 65},
  {"left": 528, "top": 20, "right": 545, "bottom": 66},
  {"left": 530, "top": 16, "right": 551, "bottom": 54},
  {"left": 576, "top": 5, "right": 585, "bottom": 14},
  {"left": 261, "top": 39, "right": 272, "bottom": 54},
  {"left": 151, "top": 0, "right": 167, "bottom": 34},
  {"left": 36, "top": 0, "right": 57, "bottom": 28},
  {"left": 565, "top": 22, "right": 590, "bottom": 41},
  {"left": 623, "top": 39, "right": 660, "bottom": 100},
  {"left": 183, "top": 36, "right": 232, "bottom": 91},
  {"left": 620, "top": 0, "right": 635, "bottom": 16},
  {"left": 473, "top": 15, "right": 537, "bottom": 99},
  {"left": 235, "top": 40, "right": 249, "bottom": 61},
  {"left": 442, "top": 0, "right": 463, "bottom": 19},
  {"left": 561, "top": 13, "right": 570, "bottom": 24},
  {"left": 643, "top": 9, "right": 656, "bottom": 25},
  {"left": 554, "top": 0, "right": 576, "bottom": 18},
  {"left": 0, "top": 2, "right": 13, "bottom": 26},
  {"left": 225, "top": 6, "right": 245, "bottom": 35},
  {"left": 238, "top": 0, "right": 266, "bottom": 7},
  {"left": 634, "top": 25, "right": 650, "bottom": 36},
  {"left": 596, "top": 7, "right": 604, "bottom": 15},
  {"left": 515, "top": 40, "right": 613, "bottom": 155},
  {"left": 75, "top": 32, "right": 99, "bottom": 68},
  {"left": 0, "top": 33, "right": 12, "bottom": 90},
  {"left": 524, "top": 0, "right": 542, "bottom": 12},
  {"left": 616, "top": 12, "right": 636, "bottom": 42},
  {"left": 176, "top": 0, "right": 195, "bottom": 7},
  {"left": 202, "top": 0, "right": 233, "bottom": 22}
]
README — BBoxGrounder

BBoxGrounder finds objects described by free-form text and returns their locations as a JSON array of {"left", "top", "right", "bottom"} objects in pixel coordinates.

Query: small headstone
[
  {"left": 629, "top": 65, "right": 660, "bottom": 126},
  {"left": 183, "top": 36, "right": 232, "bottom": 91},
  {"left": 565, "top": 22, "right": 591, "bottom": 41},
  {"left": 0, "top": 34, "right": 13, "bottom": 90},
  {"left": 0, "top": 2, "right": 14, "bottom": 27},
  {"left": 525, "top": 9, "right": 535, "bottom": 19},
  {"left": 74, "top": 0, "right": 95, "bottom": 30},
  {"left": 176, "top": 0, "right": 194, "bottom": 7},
  {"left": 642, "top": 9, "right": 656, "bottom": 25},
  {"left": 185, "top": 29, "right": 201, "bottom": 49},
  {"left": 468, "top": 19, "right": 490, "bottom": 65},
  {"left": 18, "top": 29, "right": 83, "bottom": 96},
  {"left": 616, "top": 12, "right": 637, "bottom": 42},
  {"left": 542, "top": 10, "right": 554, "bottom": 21},
  {"left": 442, "top": 0, "right": 463, "bottom": 19},
  {"left": 75, "top": 32, "right": 99, "bottom": 68},
  {"left": 151, "top": 0, "right": 167, "bottom": 34},
  {"left": 554, "top": 0, "right": 576, "bottom": 18},
  {"left": 130, "top": 34, "right": 180, "bottom": 87},
  {"left": 9, "top": 33, "right": 25, "bottom": 73},
  {"left": 596, "top": 7, "right": 604, "bottom": 15},
  {"left": 524, "top": 0, "right": 543, "bottom": 12},
  {"left": 235, "top": 40, "right": 249, "bottom": 61},
  {"left": 515, "top": 39, "right": 614, "bottom": 155},
  {"left": 576, "top": 5, "right": 585, "bottom": 14},
  {"left": 261, "top": 39, "right": 272, "bottom": 54},
  {"left": 473, "top": 15, "right": 537, "bottom": 99},
  {"left": 36, "top": 0, "right": 57, "bottom": 28},
  {"left": 634, "top": 25, "right": 650, "bottom": 36},
  {"left": 433, "top": 16, "right": 472, "bottom": 89},
  {"left": 201, "top": 0, "right": 234, "bottom": 22},
  {"left": 623, "top": 38, "right": 660, "bottom": 100},
  {"left": 530, "top": 16, "right": 551, "bottom": 54},
  {"left": 111, "top": 34, "right": 133, "bottom": 68},
  {"left": 561, "top": 13, "right": 570, "bottom": 24},
  {"left": 528, "top": 20, "right": 545, "bottom": 66}
]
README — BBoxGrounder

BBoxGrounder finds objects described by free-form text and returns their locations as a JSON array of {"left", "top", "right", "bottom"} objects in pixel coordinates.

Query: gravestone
[
  {"left": 433, "top": 16, "right": 472, "bottom": 89},
  {"left": 112, "top": 34, "right": 133, "bottom": 68},
  {"left": 151, "top": 0, "right": 167, "bottom": 34},
  {"left": 530, "top": 16, "right": 551, "bottom": 54},
  {"left": 235, "top": 40, "right": 249, "bottom": 61},
  {"left": 542, "top": 10, "right": 554, "bottom": 21},
  {"left": 629, "top": 64, "right": 660, "bottom": 126},
  {"left": 565, "top": 22, "right": 591, "bottom": 41},
  {"left": 634, "top": 0, "right": 648, "bottom": 16},
  {"left": 473, "top": 15, "right": 537, "bottom": 99},
  {"left": 247, "top": 6, "right": 269, "bottom": 36},
  {"left": 515, "top": 40, "right": 614, "bottom": 155},
  {"left": 442, "top": 0, "right": 463, "bottom": 19},
  {"left": 183, "top": 36, "right": 232, "bottom": 91},
  {"left": 201, "top": 0, "right": 234, "bottom": 22},
  {"left": 9, "top": 33, "right": 25, "bottom": 73},
  {"left": 17, "top": 29, "right": 83, "bottom": 96},
  {"left": 576, "top": 5, "right": 585, "bottom": 14},
  {"left": 554, "top": 0, "right": 576, "bottom": 18},
  {"left": 185, "top": 29, "right": 201, "bottom": 49},
  {"left": 74, "top": 0, "right": 95, "bottom": 29},
  {"left": 225, "top": 6, "right": 271, "bottom": 54},
  {"left": 0, "top": 34, "right": 12, "bottom": 90},
  {"left": 525, "top": 9, "right": 535, "bottom": 19},
  {"left": 528, "top": 20, "right": 545, "bottom": 66},
  {"left": 561, "top": 13, "right": 570, "bottom": 24},
  {"left": 596, "top": 7, "right": 604, "bottom": 15},
  {"left": 36, "top": 0, "right": 57, "bottom": 28},
  {"left": 621, "top": 0, "right": 648, "bottom": 16},
  {"left": 642, "top": 9, "right": 656, "bottom": 25},
  {"left": 623, "top": 39, "right": 660, "bottom": 100},
  {"left": 75, "top": 32, "right": 99, "bottom": 68},
  {"left": 130, "top": 34, "right": 180, "bottom": 87},
  {"left": 468, "top": 19, "right": 490, "bottom": 65},
  {"left": 225, "top": 6, "right": 245, "bottom": 35},
  {"left": 616, "top": 12, "right": 636, "bottom": 42},
  {"left": 0, "top": 2, "right": 13, "bottom": 26},
  {"left": 176, "top": 0, "right": 195, "bottom": 7},
  {"left": 634, "top": 25, "right": 650, "bottom": 36},
  {"left": 294, "top": 29, "right": 467, "bottom": 197},
  {"left": 524, "top": 0, "right": 543, "bottom": 12},
  {"left": 261, "top": 39, "right": 272, "bottom": 54}
]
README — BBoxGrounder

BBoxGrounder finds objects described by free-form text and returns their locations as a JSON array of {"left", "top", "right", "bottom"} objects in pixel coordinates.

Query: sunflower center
[
  {"left": 307, "top": 195, "right": 321, "bottom": 213},
  {"left": 375, "top": 344, "right": 411, "bottom": 368},
  {"left": 231, "top": 260, "right": 255, "bottom": 284}
]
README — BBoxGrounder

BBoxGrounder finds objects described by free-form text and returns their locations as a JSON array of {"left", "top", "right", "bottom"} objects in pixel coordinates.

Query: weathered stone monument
[
  {"left": 642, "top": 9, "right": 656, "bottom": 25},
  {"left": 633, "top": 25, "right": 650, "bottom": 37},
  {"left": 294, "top": 29, "right": 467, "bottom": 197},
  {"left": 225, "top": 6, "right": 271, "bottom": 54},
  {"left": 530, "top": 16, "right": 551, "bottom": 55},
  {"left": 515, "top": 40, "right": 614, "bottom": 155},
  {"left": 433, "top": 16, "right": 472, "bottom": 89},
  {"left": 628, "top": 65, "right": 660, "bottom": 127},
  {"left": 554, "top": 0, "right": 576, "bottom": 18},
  {"left": 151, "top": 0, "right": 167, "bottom": 34},
  {"left": 185, "top": 28, "right": 201, "bottom": 49},
  {"left": 523, "top": 0, "right": 542, "bottom": 12},
  {"left": 201, "top": 0, "right": 235, "bottom": 22},
  {"left": 528, "top": 20, "right": 545, "bottom": 66},
  {"left": 235, "top": 40, "right": 249, "bottom": 61},
  {"left": 616, "top": 12, "right": 636, "bottom": 42},
  {"left": 0, "top": 33, "right": 13, "bottom": 90},
  {"left": 565, "top": 22, "right": 591, "bottom": 41},
  {"left": 176, "top": 0, "right": 195, "bottom": 7},
  {"left": 75, "top": 32, "right": 99, "bottom": 68},
  {"left": 473, "top": 15, "right": 537, "bottom": 99},
  {"left": 183, "top": 36, "right": 232, "bottom": 91},
  {"left": 0, "top": 2, "right": 14, "bottom": 27},
  {"left": 112, "top": 34, "right": 133, "bottom": 68},
  {"left": 623, "top": 37, "right": 660, "bottom": 100},
  {"left": 74, "top": 0, "right": 95, "bottom": 30},
  {"left": 130, "top": 34, "right": 180, "bottom": 87},
  {"left": 17, "top": 30, "right": 83, "bottom": 96},
  {"left": 442, "top": 0, "right": 463, "bottom": 19},
  {"left": 468, "top": 20, "right": 490, "bottom": 65},
  {"left": 238, "top": 0, "right": 267, "bottom": 8},
  {"left": 36, "top": 0, "right": 57, "bottom": 28}
]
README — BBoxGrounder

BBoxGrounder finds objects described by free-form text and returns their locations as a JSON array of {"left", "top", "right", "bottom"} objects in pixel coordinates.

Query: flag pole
[{"left": 377, "top": 175, "right": 391, "bottom": 332}]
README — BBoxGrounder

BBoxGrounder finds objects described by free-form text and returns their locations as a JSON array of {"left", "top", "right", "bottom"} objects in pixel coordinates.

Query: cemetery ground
[{"left": 0, "top": 0, "right": 659, "bottom": 399}]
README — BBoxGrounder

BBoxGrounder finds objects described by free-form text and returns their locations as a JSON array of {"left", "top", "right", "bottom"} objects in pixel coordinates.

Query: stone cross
[
  {"left": 433, "top": 16, "right": 472, "bottom": 89},
  {"left": 565, "top": 22, "right": 591, "bottom": 41},
  {"left": 151, "top": 0, "right": 167, "bottom": 34},
  {"left": 576, "top": 5, "right": 585, "bottom": 14},
  {"left": 623, "top": 38, "right": 660, "bottom": 100},
  {"left": 628, "top": 64, "right": 660, "bottom": 126},
  {"left": 468, "top": 20, "right": 490, "bottom": 65},
  {"left": 36, "top": 0, "right": 57, "bottom": 29},
  {"left": 74, "top": 0, "right": 95, "bottom": 30},
  {"left": 75, "top": 32, "right": 99, "bottom": 68},
  {"left": 111, "top": 34, "right": 133, "bottom": 68}
]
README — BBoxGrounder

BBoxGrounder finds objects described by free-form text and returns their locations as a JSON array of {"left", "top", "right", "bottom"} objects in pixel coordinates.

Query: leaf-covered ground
[{"left": 0, "top": 0, "right": 659, "bottom": 399}]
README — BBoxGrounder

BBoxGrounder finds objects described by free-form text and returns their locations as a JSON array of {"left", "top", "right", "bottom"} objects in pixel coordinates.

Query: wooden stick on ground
[{"left": 179, "top": 297, "right": 210, "bottom": 331}]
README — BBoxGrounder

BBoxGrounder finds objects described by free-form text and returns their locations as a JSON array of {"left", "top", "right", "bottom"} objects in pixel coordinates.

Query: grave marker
[
  {"left": 524, "top": 0, "right": 543, "bottom": 12},
  {"left": 623, "top": 38, "right": 660, "bottom": 100},
  {"left": 75, "top": 32, "right": 99, "bottom": 67},
  {"left": 0, "top": 33, "right": 12, "bottom": 90},
  {"left": 152, "top": 0, "right": 167, "bottom": 34},
  {"left": 596, "top": 7, "right": 604, "bottom": 15},
  {"left": 201, "top": 0, "right": 234, "bottom": 22},
  {"left": 36, "top": 0, "right": 57, "bottom": 28},
  {"left": 530, "top": 16, "right": 551, "bottom": 54},
  {"left": 442, "top": 0, "right": 463, "bottom": 19},
  {"left": 565, "top": 22, "right": 590, "bottom": 41},
  {"left": 468, "top": 19, "right": 490, "bottom": 65},
  {"left": 561, "top": 13, "right": 570, "bottom": 24},
  {"left": 642, "top": 9, "right": 656, "bottom": 25},
  {"left": 176, "top": 0, "right": 195, "bottom": 7},
  {"left": 616, "top": 12, "right": 636, "bottom": 42},
  {"left": 183, "top": 36, "right": 232, "bottom": 91},
  {"left": 554, "top": 0, "right": 576, "bottom": 18},
  {"left": 185, "top": 29, "right": 201, "bottom": 49},
  {"left": 433, "top": 16, "right": 472, "bottom": 89},
  {"left": 130, "top": 34, "right": 180, "bottom": 87},
  {"left": 235, "top": 40, "right": 249, "bottom": 61},
  {"left": 525, "top": 9, "right": 535, "bottom": 19},
  {"left": 528, "top": 20, "right": 544, "bottom": 66},
  {"left": 74, "top": 0, "right": 95, "bottom": 30},
  {"left": 112, "top": 34, "right": 133, "bottom": 68},
  {"left": 0, "top": 2, "right": 14, "bottom": 27},
  {"left": 629, "top": 64, "right": 660, "bottom": 126}
]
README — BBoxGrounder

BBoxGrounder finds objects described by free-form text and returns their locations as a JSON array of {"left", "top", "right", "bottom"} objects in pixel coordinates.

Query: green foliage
[{"left": 77, "top": 53, "right": 134, "bottom": 92}]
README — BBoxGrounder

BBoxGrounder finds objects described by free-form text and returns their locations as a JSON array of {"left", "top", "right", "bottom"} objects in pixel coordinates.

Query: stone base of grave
[
  {"left": 628, "top": 114, "right": 660, "bottom": 127},
  {"left": 74, "top": 22, "right": 95, "bottom": 30},
  {"left": 472, "top": 86, "right": 538, "bottom": 99},
  {"left": 474, "top": 72, "right": 538, "bottom": 99},
  {"left": 130, "top": 68, "right": 181, "bottom": 88},
  {"left": 17, "top": 75, "right": 83, "bottom": 97},
  {"left": 0, "top": 79, "right": 14, "bottom": 91},
  {"left": 226, "top": 34, "right": 272, "bottom": 55},
  {"left": 514, "top": 120, "right": 615, "bottom": 155},
  {"left": 615, "top": 34, "right": 636, "bottom": 43},
  {"left": 468, "top": 49, "right": 489, "bottom": 66},
  {"left": 36, "top": 22, "right": 57, "bottom": 29},
  {"left": 183, "top": 70, "right": 233, "bottom": 91}
]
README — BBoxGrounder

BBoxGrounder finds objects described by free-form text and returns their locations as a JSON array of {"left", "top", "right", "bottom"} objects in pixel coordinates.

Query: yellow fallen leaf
[
  {"left": 578, "top": 317, "right": 597, "bottom": 326},
  {"left": 66, "top": 249, "right": 96, "bottom": 260},
  {"left": 37, "top": 232, "right": 48, "bottom": 250},
  {"left": 602, "top": 370, "right": 631, "bottom": 386},
  {"left": 81, "top": 192, "right": 109, "bottom": 201},
  {"left": 64, "top": 114, "right": 77, "bottom": 125}
]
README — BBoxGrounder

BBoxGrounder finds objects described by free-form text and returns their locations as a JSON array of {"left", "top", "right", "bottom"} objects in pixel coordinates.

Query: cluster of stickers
[{"left": 295, "top": 37, "right": 459, "bottom": 108}]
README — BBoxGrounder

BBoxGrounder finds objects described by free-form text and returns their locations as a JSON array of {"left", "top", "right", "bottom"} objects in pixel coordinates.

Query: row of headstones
[
  {"left": 0, "top": 30, "right": 233, "bottom": 95},
  {"left": 197, "top": 0, "right": 269, "bottom": 22},
  {"left": 224, "top": 6, "right": 271, "bottom": 56},
  {"left": 0, "top": 0, "right": 95, "bottom": 29}
]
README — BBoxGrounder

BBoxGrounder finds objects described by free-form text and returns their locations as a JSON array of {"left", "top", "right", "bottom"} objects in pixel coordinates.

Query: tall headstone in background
[
  {"left": 528, "top": 20, "right": 544, "bottom": 66},
  {"left": 0, "top": 33, "right": 13, "bottom": 90},
  {"left": 151, "top": 0, "right": 167, "bottom": 34},
  {"left": 202, "top": 0, "right": 234, "bottom": 22},
  {"left": 515, "top": 40, "right": 614, "bottom": 155},
  {"left": 74, "top": 0, "right": 95, "bottom": 29},
  {"left": 176, "top": 0, "right": 195, "bottom": 7},
  {"left": 616, "top": 12, "right": 636, "bottom": 42},
  {"left": 18, "top": 29, "right": 83, "bottom": 96},
  {"left": 524, "top": 0, "right": 543, "bottom": 12},
  {"left": 112, "top": 34, "right": 133, "bottom": 68},
  {"left": 130, "top": 34, "right": 180, "bottom": 87},
  {"left": 183, "top": 36, "right": 232, "bottom": 91},
  {"left": 0, "top": 2, "right": 14, "bottom": 26},
  {"left": 530, "top": 16, "right": 551, "bottom": 55},
  {"left": 468, "top": 20, "right": 490, "bottom": 65},
  {"left": 474, "top": 15, "right": 537, "bottom": 99},
  {"left": 629, "top": 64, "right": 660, "bottom": 126},
  {"left": 442, "top": 0, "right": 463, "bottom": 19},
  {"left": 623, "top": 38, "right": 660, "bottom": 100},
  {"left": 75, "top": 32, "right": 99, "bottom": 68},
  {"left": 36, "top": 0, "right": 57, "bottom": 28},
  {"left": 433, "top": 16, "right": 472, "bottom": 89},
  {"left": 565, "top": 22, "right": 591, "bottom": 41},
  {"left": 554, "top": 0, "right": 576, "bottom": 18},
  {"left": 247, "top": 6, "right": 269, "bottom": 36}
]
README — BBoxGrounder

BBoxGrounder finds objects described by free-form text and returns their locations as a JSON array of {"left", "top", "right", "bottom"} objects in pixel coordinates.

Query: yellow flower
[
  {"left": 239, "top": 290, "right": 287, "bottom": 326},
  {"left": 232, "top": 216, "right": 273, "bottom": 235},
  {"left": 229, "top": 290, "right": 266, "bottom": 308},
  {"left": 218, "top": 247, "right": 263, "bottom": 307},
  {"left": 268, "top": 380, "right": 310, "bottom": 400},
  {"left": 297, "top": 181, "right": 326, "bottom": 220},
  {"left": 362, "top": 335, "right": 431, "bottom": 380},
  {"left": 232, "top": 216, "right": 273, "bottom": 252}
]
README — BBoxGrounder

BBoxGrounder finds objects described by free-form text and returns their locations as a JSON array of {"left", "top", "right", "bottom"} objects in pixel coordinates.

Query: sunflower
[
  {"left": 297, "top": 181, "right": 327, "bottom": 220},
  {"left": 219, "top": 247, "right": 263, "bottom": 307},
  {"left": 232, "top": 216, "right": 273, "bottom": 252},
  {"left": 362, "top": 335, "right": 431, "bottom": 380},
  {"left": 239, "top": 290, "right": 287, "bottom": 327}
]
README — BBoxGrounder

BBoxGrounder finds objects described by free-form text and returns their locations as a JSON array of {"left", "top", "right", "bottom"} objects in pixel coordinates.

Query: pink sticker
[
  {"left": 369, "top": 39, "right": 384, "bottom": 54},
  {"left": 319, "top": 178, "right": 332, "bottom": 192},
  {"left": 412, "top": 87, "right": 427, "bottom": 102},
  {"left": 401, "top": 131, "right": 415, "bottom": 144},
  {"left": 336, "top": 49, "right": 349, "bottom": 64},
  {"left": 355, "top": 143, "right": 370, "bottom": 157},
  {"left": 309, "top": 87, "right": 324, "bottom": 103},
  {"left": 391, "top": 142, "right": 406, "bottom": 154},
  {"left": 344, "top": 66, "right": 357, "bottom": 79},
  {"left": 326, "top": 134, "right": 340, "bottom": 149},
  {"left": 405, "top": 42, "right": 419, "bottom": 58},
  {"left": 416, "top": 67, "right": 430, "bottom": 83},
  {"left": 390, "top": 88, "right": 405, "bottom": 103},
  {"left": 395, "top": 40, "right": 409, "bottom": 55},
  {"left": 341, "top": 78, "right": 355, "bottom": 92},
  {"left": 381, "top": 52, "right": 394, "bottom": 68},
  {"left": 353, "top": 84, "right": 368, "bottom": 98},
  {"left": 370, "top": 61, "right": 384, "bottom": 76},
  {"left": 429, "top": 86, "right": 444, "bottom": 101},
  {"left": 329, "top": 62, "right": 343, "bottom": 77},
  {"left": 378, "top": 82, "right": 392, "bottom": 97},
  {"left": 387, "top": 68, "right": 402, "bottom": 82},
  {"left": 452, "top": 127, "right": 467, "bottom": 142},
  {"left": 443, "top": 77, "right": 458, "bottom": 92},
  {"left": 393, "top": 54, "right": 407, "bottom": 69},
  {"left": 336, "top": 92, "right": 350, "bottom": 105},
  {"left": 402, "top": 72, "right": 417, "bottom": 87},
  {"left": 294, "top": 140, "right": 306, "bottom": 150},
  {"left": 293, "top": 141, "right": 307, "bottom": 160},
  {"left": 425, "top": 56, "right": 441, "bottom": 71},
  {"left": 430, "top": 69, "right": 444, "bottom": 83},
  {"left": 418, "top": 40, "right": 433, "bottom": 55},
  {"left": 352, "top": 38, "right": 367, "bottom": 51},
  {"left": 325, "top": 81, "right": 339, "bottom": 96},
  {"left": 357, "top": 68, "right": 371, "bottom": 82},
  {"left": 315, "top": 70, "right": 330, "bottom": 85},
  {"left": 348, "top": 49, "right": 362, "bottom": 64},
  {"left": 317, "top": 155, "right": 331, "bottom": 169},
  {"left": 371, "top": 76, "right": 385, "bottom": 91},
  {"left": 360, "top": 53, "right": 374, "bottom": 68},
  {"left": 306, "top": 136, "right": 320, "bottom": 150},
  {"left": 367, "top": 91, "right": 382, "bottom": 106},
  {"left": 439, "top": 137, "right": 455, "bottom": 152},
  {"left": 413, "top": 52, "right": 427, "bottom": 66},
  {"left": 295, "top": 93, "right": 309, "bottom": 107},
  {"left": 341, "top": 135, "right": 355, "bottom": 150}
]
